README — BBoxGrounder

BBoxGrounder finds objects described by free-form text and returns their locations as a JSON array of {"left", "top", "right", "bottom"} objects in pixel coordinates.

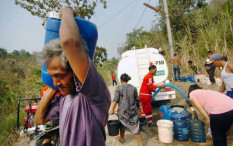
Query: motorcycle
[{"left": 17, "top": 97, "right": 59, "bottom": 146}]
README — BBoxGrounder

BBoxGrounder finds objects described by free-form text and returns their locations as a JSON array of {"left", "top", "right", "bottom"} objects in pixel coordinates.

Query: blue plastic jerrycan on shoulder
[
  {"left": 44, "top": 12, "right": 98, "bottom": 60},
  {"left": 41, "top": 12, "right": 98, "bottom": 89}
]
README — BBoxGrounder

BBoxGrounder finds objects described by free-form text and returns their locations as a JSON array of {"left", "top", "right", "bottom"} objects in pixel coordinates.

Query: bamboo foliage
[{"left": 165, "top": 1, "right": 233, "bottom": 75}]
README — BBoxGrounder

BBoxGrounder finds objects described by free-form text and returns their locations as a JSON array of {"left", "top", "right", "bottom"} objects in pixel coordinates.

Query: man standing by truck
[
  {"left": 168, "top": 53, "right": 181, "bottom": 81},
  {"left": 139, "top": 65, "right": 165, "bottom": 127}
]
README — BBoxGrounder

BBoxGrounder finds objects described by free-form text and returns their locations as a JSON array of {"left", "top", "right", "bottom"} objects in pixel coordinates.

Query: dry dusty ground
[
  {"left": 12, "top": 80, "right": 233, "bottom": 146},
  {"left": 106, "top": 81, "right": 233, "bottom": 146}
]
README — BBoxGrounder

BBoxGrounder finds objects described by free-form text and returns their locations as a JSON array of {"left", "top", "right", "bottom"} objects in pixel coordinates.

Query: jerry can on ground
[
  {"left": 42, "top": 12, "right": 98, "bottom": 89},
  {"left": 159, "top": 105, "right": 171, "bottom": 119},
  {"left": 180, "top": 106, "right": 192, "bottom": 126},
  {"left": 173, "top": 119, "right": 189, "bottom": 141},
  {"left": 190, "top": 119, "right": 206, "bottom": 142},
  {"left": 180, "top": 106, "right": 192, "bottom": 120},
  {"left": 165, "top": 109, "right": 178, "bottom": 120}
]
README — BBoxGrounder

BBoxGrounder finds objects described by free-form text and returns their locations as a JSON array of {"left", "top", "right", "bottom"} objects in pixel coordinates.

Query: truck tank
[{"left": 117, "top": 47, "right": 176, "bottom": 101}]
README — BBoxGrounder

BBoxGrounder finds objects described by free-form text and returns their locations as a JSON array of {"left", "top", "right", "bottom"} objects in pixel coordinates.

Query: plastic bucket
[
  {"left": 157, "top": 120, "right": 173, "bottom": 143},
  {"left": 107, "top": 120, "right": 120, "bottom": 136},
  {"left": 139, "top": 117, "right": 146, "bottom": 131}
]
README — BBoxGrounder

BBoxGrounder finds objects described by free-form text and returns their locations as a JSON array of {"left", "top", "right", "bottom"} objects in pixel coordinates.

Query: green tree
[
  {"left": 20, "top": 49, "right": 31, "bottom": 57},
  {"left": 0, "top": 48, "right": 7, "bottom": 59},
  {"left": 117, "top": 27, "right": 163, "bottom": 55},
  {"left": 124, "top": 27, "right": 151, "bottom": 51},
  {"left": 94, "top": 46, "right": 107, "bottom": 66},
  {"left": 12, "top": 50, "right": 20, "bottom": 56},
  {"left": 15, "top": 0, "right": 107, "bottom": 25},
  {"left": 157, "top": 0, "right": 207, "bottom": 41}
]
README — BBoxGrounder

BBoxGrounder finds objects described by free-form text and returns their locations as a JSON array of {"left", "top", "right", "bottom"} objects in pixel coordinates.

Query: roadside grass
[
  {"left": 0, "top": 107, "right": 26, "bottom": 146},
  {"left": 96, "top": 59, "right": 119, "bottom": 86},
  {"left": 0, "top": 113, "right": 18, "bottom": 145}
]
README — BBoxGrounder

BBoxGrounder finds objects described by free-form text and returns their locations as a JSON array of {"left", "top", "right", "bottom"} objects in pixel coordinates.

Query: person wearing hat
[{"left": 207, "top": 54, "right": 233, "bottom": 99}]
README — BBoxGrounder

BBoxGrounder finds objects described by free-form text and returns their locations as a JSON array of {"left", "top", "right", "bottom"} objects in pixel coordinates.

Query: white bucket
[{"left": 157, "top": 120, "right": 173, "bottom": 143}]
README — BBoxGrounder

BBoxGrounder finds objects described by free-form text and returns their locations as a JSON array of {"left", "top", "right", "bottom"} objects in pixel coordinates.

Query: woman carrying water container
[
  {"left": 188, "top": 84, "right": 233, "bottom": 146},
  {"left": 110, "top": 73, "right": 143, "bottom": 146}
]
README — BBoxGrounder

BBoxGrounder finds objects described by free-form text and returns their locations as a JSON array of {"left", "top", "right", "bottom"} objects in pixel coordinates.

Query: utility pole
[
  {"left": 144, "top": 1, "right": 174, "bottom": 58},
  {"left": 143, "top": 3, "right": 160, "bottom": 12},
  {"left": 163, "top": 0, "right": 174, "bottom": 58}
]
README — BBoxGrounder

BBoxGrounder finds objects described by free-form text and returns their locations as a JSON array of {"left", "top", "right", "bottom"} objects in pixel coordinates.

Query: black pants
[
  {"left": 207, "top": 67, "right": 216, "bottom": 83},
  {"left": 210, "top": 110, "right": 233, "bottom": 146},
  {"left": 112, "top": 80, "right": 117, "bottom": 86}
]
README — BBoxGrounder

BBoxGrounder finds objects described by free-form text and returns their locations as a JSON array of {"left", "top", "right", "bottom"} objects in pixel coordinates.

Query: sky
[
  {"left": 0, "top": 0, "right": 160, "bottom": 59},
  {"left": 0, "top": 0, "right": 211, "bottom": 59}
]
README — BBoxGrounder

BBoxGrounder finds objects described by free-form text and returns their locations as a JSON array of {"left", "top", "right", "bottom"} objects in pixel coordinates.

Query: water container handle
[
  {"left": 193, "top": 111, "right": 199, "bottom": 120},
  {"left": 171, "top": 105, "right": 185, "bottom": 109},
  {"left": 48, "top": 11, "right": 61, "bottom": 19}
]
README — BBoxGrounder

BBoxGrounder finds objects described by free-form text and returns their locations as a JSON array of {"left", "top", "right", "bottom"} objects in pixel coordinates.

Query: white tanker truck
[{"left": 117, "top": 47, "right": 176, "bottom": 101}]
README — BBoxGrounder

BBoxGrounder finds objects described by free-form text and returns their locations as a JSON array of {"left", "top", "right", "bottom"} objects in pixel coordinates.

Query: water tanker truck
[{"left": 117, "top": 47, "right": 176, "bottom": 102}]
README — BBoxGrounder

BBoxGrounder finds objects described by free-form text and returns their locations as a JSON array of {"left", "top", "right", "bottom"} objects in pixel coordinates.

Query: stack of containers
[{"left": 160, "top": 105, "right": 204, "bottom": 142}]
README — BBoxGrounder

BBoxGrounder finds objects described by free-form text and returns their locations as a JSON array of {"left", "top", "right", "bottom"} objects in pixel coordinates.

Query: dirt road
[
  {"left": 13, "top": 82, "right": 232, "bottom": 146},
  {"left": 106, "top": 82, "right": 233, "bottom": 146}
]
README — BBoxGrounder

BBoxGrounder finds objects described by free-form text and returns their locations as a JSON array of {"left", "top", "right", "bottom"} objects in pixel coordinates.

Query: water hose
[{"left": 152, "top": 83, "right": 198, "bottom": 120}]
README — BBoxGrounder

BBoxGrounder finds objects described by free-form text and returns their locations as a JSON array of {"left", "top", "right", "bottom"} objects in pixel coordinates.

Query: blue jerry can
[
  {"left": 159, "top": 105, "right": 171, "bottom": 119},
  {"left": 165, "top": 109, "right": 178, "bottom": 120},
  {"left": 41, "top": 12, "right": 98, "bottom": 89}
]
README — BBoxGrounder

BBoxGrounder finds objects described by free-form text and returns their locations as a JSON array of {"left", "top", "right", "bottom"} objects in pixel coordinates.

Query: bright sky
[
  {"left": 0, "top": 0, "right": 211, "bottom": 59},
  {"left": 0, "top": 0, "right": 159, "bottom": 59}
]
